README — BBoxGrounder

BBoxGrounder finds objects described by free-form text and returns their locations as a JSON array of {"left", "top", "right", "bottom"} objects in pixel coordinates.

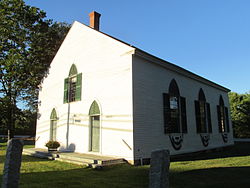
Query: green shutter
[
  {"left": 195, "top": 100, "right": 201, "bottom": 133},
  {"left": 217, "top": 105, "right": 222, "bottom": 133},
  {"left": 180, "top": 97, "right": 187, "bottom": 133},
  {"left": 206, "top": 103, "right": 212, "bottom": 133},
  {"left": 225, "top": 107, "right": 230, "bottom": 132},
  {"left": 63, "top": 78, "right": 69, "bottom": 103},
  {"left": 75, "top": 73, "right": 82, "bottom": 101},
  {"left": 163, "top": 93, "right": 171, "bottom": 134}
]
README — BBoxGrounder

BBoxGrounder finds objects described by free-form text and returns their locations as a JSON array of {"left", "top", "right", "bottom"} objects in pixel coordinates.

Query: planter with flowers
[{"left": 45, "top": 140, "right": 60, "bottom": 153}]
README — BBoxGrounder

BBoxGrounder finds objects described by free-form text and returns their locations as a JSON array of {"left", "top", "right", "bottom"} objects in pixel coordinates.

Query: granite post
[
  {"left": 149, "top": 149, "right": 170, "bottom": 188},
  {"left": 2, "top": 139, "right": 24, "bottom": 188}
]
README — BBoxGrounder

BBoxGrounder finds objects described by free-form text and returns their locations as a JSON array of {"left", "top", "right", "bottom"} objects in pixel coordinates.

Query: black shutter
[
  {"left": 217, "top": 105, "right": 222, "bottom": 133},
  {"left": 163, "top": 93, "right": 170, "bottom": 134},
  {"left": 206, "top": 103, "right": 212, "bottom": 133},
  {"left": 225, "top": 107, "right": 230, "bottom": 132},
  {"left": 180, "top": 97, "right": 187, "bottom": 133},
  {"left": 195, "top": 100, "right": 201, "bottom": 133}
]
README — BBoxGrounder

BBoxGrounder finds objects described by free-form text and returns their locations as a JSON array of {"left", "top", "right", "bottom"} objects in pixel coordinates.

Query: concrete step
[
  {"left": 57, "top": 154, "right": 95, "bottom": 164},
  {"left": 22, "top": 148, "right": 126, "bottom": 168},
  {"left": 55, "top": 157, "right": 90, "bottom": 166},
  {"left": 101, "top": 158, "right": 126, "bottom": 165},
  {"left": 57, "top": 153, "right": 126, "bottom": 166}
]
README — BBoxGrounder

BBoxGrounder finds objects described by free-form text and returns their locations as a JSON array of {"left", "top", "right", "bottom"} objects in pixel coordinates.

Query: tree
[
  {"left": 0, "top": 0, "right": 69, "bottom": 139},
  {"left": 0, "top": 98, "right": 37, "bottom": 136},
  {"left": 229, "top": 92, "right": 250, "bottom": 138}
]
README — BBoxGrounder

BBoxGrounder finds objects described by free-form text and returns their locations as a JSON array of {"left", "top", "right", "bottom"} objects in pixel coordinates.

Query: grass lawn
[{"left": 0, "top": 142, "right": 250, "bottom": 188}]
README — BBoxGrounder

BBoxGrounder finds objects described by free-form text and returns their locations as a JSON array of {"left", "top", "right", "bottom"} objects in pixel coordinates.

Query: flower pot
[{"left": 48, "top": 148, "right": 58, "bottom": 154}]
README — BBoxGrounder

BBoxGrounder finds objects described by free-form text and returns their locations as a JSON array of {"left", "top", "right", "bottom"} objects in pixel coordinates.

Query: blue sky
[{"left": 25, "top": 0, "right": 250, "bottom": 94}]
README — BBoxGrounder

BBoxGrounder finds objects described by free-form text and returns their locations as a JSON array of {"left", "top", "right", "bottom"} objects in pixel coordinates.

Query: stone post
[
  {"left": 149, "top": 149, "right": 170, "bottom": 188},
  {"left": 2, "top": 139, "right": 24, "bottom": 188}
]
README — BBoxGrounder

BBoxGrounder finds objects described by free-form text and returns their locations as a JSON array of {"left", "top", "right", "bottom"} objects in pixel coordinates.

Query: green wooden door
[
  {"left": 50, "top": 120, "right": 57, "bottom": 140},
  {"left": 50, "top": 108, "right": 57, "bottom": 140},
  {"left": 90, "top": 116, "right": 100, "bottom": 152}
]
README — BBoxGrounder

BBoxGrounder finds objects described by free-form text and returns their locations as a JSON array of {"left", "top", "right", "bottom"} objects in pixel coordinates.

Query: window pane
[
  {"left": 170, "top": 96, "right": 178, "bottom": 109},
  {"left": 220, "top": 106, "right": 225, "bottom": 132},
  {"left": 69, "top": 77, "right": 77, "bottom": 102}
]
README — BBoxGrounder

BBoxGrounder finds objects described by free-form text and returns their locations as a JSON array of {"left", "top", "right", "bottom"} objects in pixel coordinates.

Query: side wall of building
[
  {"left": 132, "top": 55, "right": 234, "bottom": 162},
  {"left": 36, "top": 21, "right": 135, "bottom": 161}
]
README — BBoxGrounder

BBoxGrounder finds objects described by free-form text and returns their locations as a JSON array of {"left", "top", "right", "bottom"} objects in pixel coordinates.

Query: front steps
[{"left": 23, "top": 148, "right": 126, "bottom": 168}]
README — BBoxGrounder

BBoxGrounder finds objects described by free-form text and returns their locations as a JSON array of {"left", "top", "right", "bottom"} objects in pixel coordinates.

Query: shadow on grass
[
  {"left": 171, "top": 166, "right": 250, "bottom": 188},
  {"left": 172, "top": 142, "right": 250, "bottom": 162},
  {"left": 0, "top": 164, "right": 249, "bottom": 188},
  {"left": 0, "top": 164, "right": 149, "bottom": 188},
  {"left": 0, "top": 153, "right": 51, "bottom": 164},
  {"left": 21, "top": 155, "right": 52, "bottom": 163}
]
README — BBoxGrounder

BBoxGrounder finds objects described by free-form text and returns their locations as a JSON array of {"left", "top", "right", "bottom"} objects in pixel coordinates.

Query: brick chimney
[{"left": 89, "top": 11, "right": 101, "bottom": 30}]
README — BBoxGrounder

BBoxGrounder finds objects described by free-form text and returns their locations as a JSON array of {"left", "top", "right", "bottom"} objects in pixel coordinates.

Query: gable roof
[{"left": 76, "top": 21, "right": 230, "bottom": 93}]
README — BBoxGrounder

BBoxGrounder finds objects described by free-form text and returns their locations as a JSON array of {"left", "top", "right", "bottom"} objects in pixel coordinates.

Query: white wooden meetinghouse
[{"left": 35, "top": 11, "right": 234, "bottom": 164}]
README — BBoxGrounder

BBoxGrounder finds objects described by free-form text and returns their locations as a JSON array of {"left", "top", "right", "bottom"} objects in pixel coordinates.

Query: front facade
[{"left": 35, "top": 13, "right": 233, "bottom": 164}]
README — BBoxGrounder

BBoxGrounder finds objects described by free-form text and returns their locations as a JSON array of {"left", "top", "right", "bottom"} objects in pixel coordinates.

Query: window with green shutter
[
  {"left": 217, "top": 95, "right": 230, "bottom": 133},
  {"left": 163, "top": 79, "right": 188, "bottom": 134},
  {"left": 63, "top": 64, "right": 82, "bottom": 103},
  {"left": 195, "top": 88, "right": 212, "bottom": 133}
]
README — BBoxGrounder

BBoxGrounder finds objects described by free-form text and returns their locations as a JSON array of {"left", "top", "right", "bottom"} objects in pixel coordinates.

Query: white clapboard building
[{"left": 35, "top": 12, "right": 234, "bottom": 164}]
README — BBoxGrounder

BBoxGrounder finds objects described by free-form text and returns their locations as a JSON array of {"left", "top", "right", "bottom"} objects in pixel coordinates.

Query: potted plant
[{"left": 45, "top": 140, "right": 60, "bottom": 153}]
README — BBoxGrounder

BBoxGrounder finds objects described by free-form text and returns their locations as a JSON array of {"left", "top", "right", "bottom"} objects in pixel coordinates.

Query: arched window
[
  {"left": 163, "top": 79, "right": 187, "bottom": 133},
  {"left": 69, "top": 64, "right": 77, "bottom": 76},
  {"left": 50, "top": 108, "right": 57, "bottom": 141},
  {"left": 64, "top": 64, "right": 82, "bottom": 103},
  {"left": 194, "top": 88, "right": 212, "bottom": 133},
  {"left": 89, "top": 100, "right": 100, "bottom": 115},
  {"left": 217, "top": 96, "right": 230, "bottom": 133}
]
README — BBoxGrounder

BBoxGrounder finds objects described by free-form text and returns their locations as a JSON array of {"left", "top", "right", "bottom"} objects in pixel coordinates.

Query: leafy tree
[
  {"left": 14, "top": 109, "right": 37, "bottom": 136},
  {"left": 0, "top": 98, "right": 36, "bottom": 136},
  {"left": 0, "top": 0, "right": 69, "bottom": 139},
  {"left": 229, "top": 92, "right": 250, "bottom": 138}
]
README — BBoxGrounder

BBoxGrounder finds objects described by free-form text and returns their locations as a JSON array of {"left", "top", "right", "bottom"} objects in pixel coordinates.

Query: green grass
[{"left": 0, "top": 142, "right": 250, "bottom": 188}]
